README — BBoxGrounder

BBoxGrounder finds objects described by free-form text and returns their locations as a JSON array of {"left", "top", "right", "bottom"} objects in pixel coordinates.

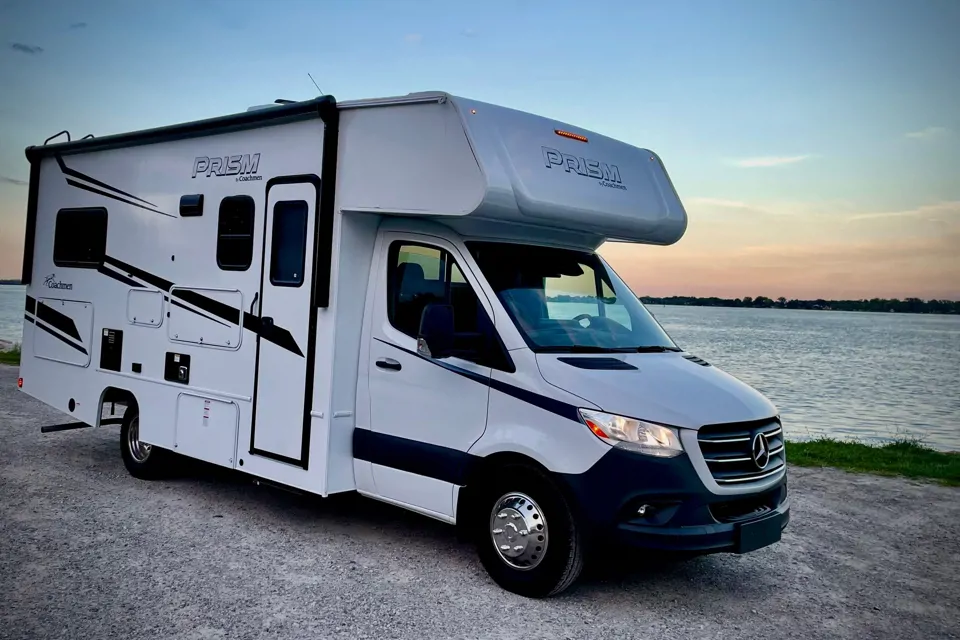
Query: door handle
[
  {"left": 249, "top": 292, "right": 259, "bottom": 315},
  {"left": 375, "top": 358, "right": 402, "bottom": 371}
]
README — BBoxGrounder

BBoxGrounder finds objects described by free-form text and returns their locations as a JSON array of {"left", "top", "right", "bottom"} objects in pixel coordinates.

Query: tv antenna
[{"left": 307, "top": 73, "right": 323, "bottom": 96}]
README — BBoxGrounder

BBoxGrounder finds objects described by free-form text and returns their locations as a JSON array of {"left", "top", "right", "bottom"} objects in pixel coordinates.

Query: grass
[
  {"left": 787, "top": 437, "right": 960, "bottom": 487},
  {"left": 0, "top": 343, "right": 21, "bottom": 366}
]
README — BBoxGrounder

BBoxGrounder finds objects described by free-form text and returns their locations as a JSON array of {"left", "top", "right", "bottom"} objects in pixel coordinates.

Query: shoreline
[{"left": 3, "top": 356, "right": 956, "bottom": 485}]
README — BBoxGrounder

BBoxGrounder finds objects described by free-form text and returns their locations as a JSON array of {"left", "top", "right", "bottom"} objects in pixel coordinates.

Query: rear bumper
[{"left": 557, "top": 446, "right": 790, "bottom": 555}]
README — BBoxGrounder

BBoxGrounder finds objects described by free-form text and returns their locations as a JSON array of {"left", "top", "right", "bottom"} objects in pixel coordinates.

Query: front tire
[
  {"left": 474, "top": 465, "right": 584, "bottom": 598},
  {"left": 120, "top": 406, "right": 169, "bottom": 480}
]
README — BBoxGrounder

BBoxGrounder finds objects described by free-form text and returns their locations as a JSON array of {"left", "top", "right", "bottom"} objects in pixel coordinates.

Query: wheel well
[
  {"left": 98, "top": 386, "right": 138, "bottom": 426},
  {"left": 456, "top": 452, "right": 578, "bottom": 536}
]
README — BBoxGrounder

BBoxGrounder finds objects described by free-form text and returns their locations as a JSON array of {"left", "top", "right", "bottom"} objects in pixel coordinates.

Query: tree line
[{"left": 638, "top": 295, "right": 960, "bottom": 314}]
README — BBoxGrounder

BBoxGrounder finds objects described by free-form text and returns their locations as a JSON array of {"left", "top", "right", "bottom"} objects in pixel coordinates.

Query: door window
[
  {"left": 269, "top": 200, "right": 308, "bottom": 287},
  {"left": 386, "top": 240, "right": 510, "bottom": 370}
]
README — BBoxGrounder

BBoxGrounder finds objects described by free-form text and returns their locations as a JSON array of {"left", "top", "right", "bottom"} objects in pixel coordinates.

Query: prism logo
[
  {"left": 541, "top": 146, "right": 625, "bottom": 190},
  {"left": 192, "top": 153, "right": 262, "bottom": 181}
]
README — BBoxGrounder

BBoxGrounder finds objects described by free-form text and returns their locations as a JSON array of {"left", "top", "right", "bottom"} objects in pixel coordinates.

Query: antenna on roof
[{"left": 307, "top": 73, "right": 323, "bottom": 96}]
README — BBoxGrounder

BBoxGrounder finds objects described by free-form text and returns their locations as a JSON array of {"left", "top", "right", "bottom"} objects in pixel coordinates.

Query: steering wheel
[{"left": 571, "top": 313, "right": 593, "bottom": 327}]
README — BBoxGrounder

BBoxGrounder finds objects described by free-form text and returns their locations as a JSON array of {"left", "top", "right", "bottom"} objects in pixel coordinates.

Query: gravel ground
[{"left": 1, "top": 365, "right": 958, "bottom": 640}]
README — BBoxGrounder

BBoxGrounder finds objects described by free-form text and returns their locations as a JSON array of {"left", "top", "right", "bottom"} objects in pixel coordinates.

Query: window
[
  {"left": 467, "top": 241, "right": 678, "bottom": 353},
  {"left": 269, "top": 200, "right": 308, "bottom": 287},
  {"left": 217, "top": 196, "right": 255, "bottom": 271},
  {"left": 53, "top": 207, "right": 108, "bottom": 268},
  {"left": 387, "top": 241, "right": 510, "bottom": 370}
]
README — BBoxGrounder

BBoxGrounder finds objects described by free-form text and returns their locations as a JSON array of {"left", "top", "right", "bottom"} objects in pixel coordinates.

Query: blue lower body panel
[{"left": 557, "top": 447, "right": 790, "bottom": 554}]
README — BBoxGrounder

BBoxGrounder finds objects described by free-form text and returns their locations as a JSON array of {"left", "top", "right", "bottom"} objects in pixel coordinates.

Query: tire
[
  {"left": 474, "top": 465, "right": 584, "bottom": 598},
  {"left": 119, "top": 405, "right": 169, "bottom": 480}
]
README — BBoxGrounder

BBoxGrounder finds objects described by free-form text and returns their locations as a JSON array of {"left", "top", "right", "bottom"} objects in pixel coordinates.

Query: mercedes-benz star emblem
[{"left": 751, "top": 432, "right": 771, "bottom": 470}]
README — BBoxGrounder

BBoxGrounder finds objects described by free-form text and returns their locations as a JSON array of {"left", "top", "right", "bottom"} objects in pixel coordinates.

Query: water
[
  {"left": 0, "top": 285, "right": 25, "bottom": 348},
  {"left": 1, "top": 285, "right": 956, "bottom": 450},
  {"left": 646, "top": 305, "right": 960, "bottom": 452}
]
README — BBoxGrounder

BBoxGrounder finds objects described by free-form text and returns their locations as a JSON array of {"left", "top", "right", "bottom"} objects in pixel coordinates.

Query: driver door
[{"left": 364, "top": 234, "right": 494, "bottom": 519}]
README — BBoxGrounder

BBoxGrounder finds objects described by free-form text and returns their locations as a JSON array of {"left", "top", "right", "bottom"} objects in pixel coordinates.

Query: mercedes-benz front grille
[{"left": 697, "top": 419, "right": 785, "bottom": 485}]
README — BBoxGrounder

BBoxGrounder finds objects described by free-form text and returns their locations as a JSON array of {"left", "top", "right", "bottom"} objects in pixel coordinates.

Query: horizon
[{"left": 1, "top": 0, "right": 957, "bottom": 299}]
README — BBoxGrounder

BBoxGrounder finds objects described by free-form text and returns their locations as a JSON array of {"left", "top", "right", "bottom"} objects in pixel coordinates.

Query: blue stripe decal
[
  {"left": 353, "top": 429, "right": 475, "bottom": 485},
  {"left": 373, "top": 338, "right": 582, "bottom": 423}
]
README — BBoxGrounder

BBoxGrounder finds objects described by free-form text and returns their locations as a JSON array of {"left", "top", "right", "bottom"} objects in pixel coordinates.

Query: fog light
[{"left": 637, "top": 504, "right": 655, "bottom": 517}]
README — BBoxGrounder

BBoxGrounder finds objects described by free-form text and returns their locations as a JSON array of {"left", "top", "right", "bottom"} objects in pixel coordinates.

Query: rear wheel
[
  {"left": 474, "top": 465, "right": 584, "bottom": 598},
  {"left": 120, "top": 405, "right": 170, "bottom": 480}
]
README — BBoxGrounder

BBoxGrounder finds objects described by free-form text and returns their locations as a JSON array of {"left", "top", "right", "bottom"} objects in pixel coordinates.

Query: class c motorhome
[{"left": 17, "top": 92, "right": 789, "bottom": 597}]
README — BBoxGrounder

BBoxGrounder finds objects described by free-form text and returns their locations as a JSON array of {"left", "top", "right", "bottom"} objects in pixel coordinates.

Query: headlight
[{"left": 578, "top": 409, "right": 684, "bottom": 458}]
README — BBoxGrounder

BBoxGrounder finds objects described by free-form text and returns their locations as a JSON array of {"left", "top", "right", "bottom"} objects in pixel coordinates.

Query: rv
[{"left": 17, "top": 92, "right": 789, "bottom": 597}]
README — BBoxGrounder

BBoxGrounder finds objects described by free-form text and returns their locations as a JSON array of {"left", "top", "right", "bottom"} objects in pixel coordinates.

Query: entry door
[
  {"left": 366, "top": 234, "right": 493, "bottom": 518},
  {"left": 252, "top": 181, "right": 318, "bottom": 465}
]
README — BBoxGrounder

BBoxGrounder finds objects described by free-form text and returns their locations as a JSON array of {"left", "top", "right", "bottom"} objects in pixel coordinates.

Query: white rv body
[{"left": 18, "top": 92, "right": 789, "bottom": 597}]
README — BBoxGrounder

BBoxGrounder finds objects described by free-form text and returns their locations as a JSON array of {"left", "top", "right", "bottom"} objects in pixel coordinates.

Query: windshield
[{"left": 466, "top": 241, "right": 679, "bottom": 353}]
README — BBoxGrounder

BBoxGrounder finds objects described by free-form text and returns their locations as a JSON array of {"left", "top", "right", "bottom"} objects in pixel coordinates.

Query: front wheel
[
  {"left": 474, "top": 466, "right": 584, "bottom": 598},
  {"left": 120, "top": 406, "right": 170, "bottom": 480}
]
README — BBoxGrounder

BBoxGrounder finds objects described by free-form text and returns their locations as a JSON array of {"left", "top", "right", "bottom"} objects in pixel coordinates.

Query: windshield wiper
[{"left": 633, "top": 345, "right": 682, "bottom": 353}]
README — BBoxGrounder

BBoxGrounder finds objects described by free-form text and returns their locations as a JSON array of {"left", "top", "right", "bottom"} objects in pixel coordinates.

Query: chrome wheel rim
[
  {"left": 489, "top": 492, "right": 548, "bottom": 570},
  {"left": 127, "top": 416, "right": 152, "bottom": 462}
]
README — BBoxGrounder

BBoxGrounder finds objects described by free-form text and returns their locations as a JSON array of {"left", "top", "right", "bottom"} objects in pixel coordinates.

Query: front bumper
[
  {"left": 615, "top": 496, "right": 790, "bottom": 554},
  {"left": 557, "top": 446, "right": 790, "bottom": 555}
]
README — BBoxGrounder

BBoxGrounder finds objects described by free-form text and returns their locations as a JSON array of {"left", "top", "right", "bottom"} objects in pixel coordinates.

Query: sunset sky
[{"left": 1, "top": 0, "right": 957, "bottom": 300}]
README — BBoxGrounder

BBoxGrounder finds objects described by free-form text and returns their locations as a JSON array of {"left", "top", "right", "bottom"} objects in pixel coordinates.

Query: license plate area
[{"left": 736, "top": 513, "right": 782, "bottom": 553}]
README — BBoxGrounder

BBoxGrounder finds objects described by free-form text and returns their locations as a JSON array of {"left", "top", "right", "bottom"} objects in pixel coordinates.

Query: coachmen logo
[
  {"left": 44, "top": 274, "right": 73, "bottom": 290},
  {"left": 541, "top": 146, "right": 626, "bottom": 191},
  {"left": 192, "top": 153, "right": 262, "bottom": 182}
]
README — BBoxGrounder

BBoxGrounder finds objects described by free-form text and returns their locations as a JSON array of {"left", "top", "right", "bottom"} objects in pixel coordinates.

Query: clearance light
[
  {"left": 18, "top": 377, "right": 23, "bottom": 389},
  {"left": 555, "top": 129, "right": 588, "bottom": 143}
]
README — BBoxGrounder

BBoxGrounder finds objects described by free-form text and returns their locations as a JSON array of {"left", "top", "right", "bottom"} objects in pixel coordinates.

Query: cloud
[
  {"left": 847, "top": 201, "right": 960, "bottom": 222},
  {"left": 686, "top": 197, "right": 751, "bottom": 209},
  {"left": 729, "top": 155, "right": 812, "bottom": 168},
  {"left": 0, "top": 175, "right": 27, "bottom": 186},
  {"left": 69, "top": 22, "right": 87, "bottom": 29},
  {"left": 905, "top": 126, "right": 948, "bottom": 140},
  {"left": 403, "top": 33, "right": 422, "bottom": 45},
  {"left": 10, "top": 42, "right": 43, "bottom": 55}
]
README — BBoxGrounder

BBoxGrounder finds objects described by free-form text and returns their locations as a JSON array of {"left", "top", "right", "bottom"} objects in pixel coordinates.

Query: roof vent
[{"left": 682, "top": 354, "right": 711, "bottom": 367}]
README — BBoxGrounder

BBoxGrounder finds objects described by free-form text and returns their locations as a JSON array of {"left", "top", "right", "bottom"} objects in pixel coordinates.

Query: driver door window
[{"left": 386, "top": 241, "right": 499, "bottom": 367}]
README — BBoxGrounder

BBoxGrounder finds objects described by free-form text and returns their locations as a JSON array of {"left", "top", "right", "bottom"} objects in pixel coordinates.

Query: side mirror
[{"left": 418, "top": 303, "right": 455, "bottom": 359}]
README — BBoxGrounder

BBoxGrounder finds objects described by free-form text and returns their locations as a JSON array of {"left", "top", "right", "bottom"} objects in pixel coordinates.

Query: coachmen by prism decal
[
  {"left": 541, "top": 146, "right": 626, "bottom": 191},
  {"left": 192, "top": 153, "right": 262, "bottom": 182}
]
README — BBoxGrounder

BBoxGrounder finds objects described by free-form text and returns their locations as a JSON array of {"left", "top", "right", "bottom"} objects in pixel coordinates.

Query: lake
[{"left": 1, "top": 284, "right": 957, "bottom": 451}]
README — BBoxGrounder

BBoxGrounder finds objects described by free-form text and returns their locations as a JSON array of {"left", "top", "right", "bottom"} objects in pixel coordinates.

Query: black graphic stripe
[
  {"left": 36, "top": 301, "right": 82, "bottom": 342},
  {"left": 56, "top": 155, "right": 158, "bottom": 207},
  {"left": 24, "top": 314, "right": 34, "bottom": 324},
  {"left": 32, "top": 317, "right": 88, "bottom": 355},
  {"left": 243, "top": 313, "right": 304, "bottom": 358},
  {"left": 374, "top": 338, "right": 582, "bottom": 423},
  {"left": 172, "top": 289, "right": 240, "bottom": 324},
  {"left": 66, "top": 179, "right": 176, "bottom": 218},
  {"left": 353, "top": 429, "right": 475, "bottom": 486},
  {"left": 97, "top": 264, "right": 144, "bottom": 289},
  {"left": 100, "top": 255, "right": 303, "bottom": 357},
  {"left": 103, "top": 256, "right": 173, "bottom": 291},
  {"left": 25, "top": 295, "right": 36, "bottom": 315},
  {"left": 170, "top": 299, "right": 230, "bottom": 328}
]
